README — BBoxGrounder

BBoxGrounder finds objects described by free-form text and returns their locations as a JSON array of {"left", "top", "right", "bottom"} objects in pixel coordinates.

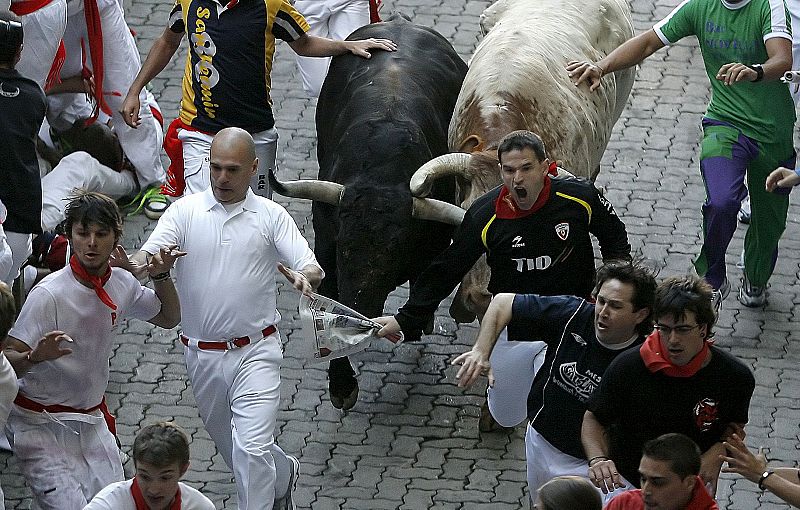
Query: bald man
[{"left": 131, "top": 128, "right": 324, "bottom": 510}]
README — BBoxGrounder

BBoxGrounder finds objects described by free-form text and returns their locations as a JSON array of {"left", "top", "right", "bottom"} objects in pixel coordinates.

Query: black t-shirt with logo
[
  {"left": 509, "top": 293, "right": 643, "bottom": 459},
  {"left": 395, "top": 177, "right": 630, "bottom": 335},
  {"left": 0, "top": 69, "right": 46, "bottom": 234},
  {"left": 586, "top": 346, "right": 755, "bottom": 487}
]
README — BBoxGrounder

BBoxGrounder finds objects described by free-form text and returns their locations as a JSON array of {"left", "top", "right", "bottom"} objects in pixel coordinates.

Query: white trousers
[
  {"left": 51, "top": 0, "right": 164, "bottom": 187},
  {"left": 3, "top": 232, "right": 32, "bottom": 287},
  {"left": 486, "top": 328, "right": 546, "bottom": 427},
  {"left": 14, "top": 0, "right": 68, "bottom": 89},
  {"left": 184, "top": 332, "right": 287, "bottom": 510},
  {"left": 40, "top": 151, "right": 137, "bottom": 231},
  {"left": 179, "top": 127, "right": 278, "bottom": 198},
  {"left": 0, "top": 225, "right": 12, "bottom": 286},
  {"left": 0, "top": 355, "right": 17, "bottom": 510},
  {"left": 525, "top": 423, "right": 632, "bottom": 505},
  {"left": 293, "top": 0, "right": 369, "bottom": 97},
  {"left": 6, "top": 407, "right": 123, "bottom": 510}
]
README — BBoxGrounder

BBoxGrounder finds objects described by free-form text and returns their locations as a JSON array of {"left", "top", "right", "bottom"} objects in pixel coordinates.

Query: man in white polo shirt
[{"left": 132, "top": 127, "right": 323, "bottom": 510}]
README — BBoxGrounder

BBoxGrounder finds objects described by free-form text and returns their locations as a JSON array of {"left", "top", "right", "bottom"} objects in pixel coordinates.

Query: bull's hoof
[
  {"left": 328, "top": 375, "right": 358, "bottom": 411},
  {"left": 330, "top": 382, "right": 359, "bottom": 410},
  {"left": 478, "top": 401, "right": 514, "bottom": 434}
]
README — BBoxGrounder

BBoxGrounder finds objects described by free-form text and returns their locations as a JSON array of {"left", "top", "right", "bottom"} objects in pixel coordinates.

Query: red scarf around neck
[
  {"left": 131, "top": 477, "right": 182, "bottom": 510},
  {"left": 639, "top": 330, "right": 711, "bottom": 378},
  {"left": 69, "top": 254, "right": 116, "bottom": 310}
]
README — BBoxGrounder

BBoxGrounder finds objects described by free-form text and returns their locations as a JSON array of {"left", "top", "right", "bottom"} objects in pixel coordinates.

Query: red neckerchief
[
  {"left": 69, "top": 254, "right": 117, "bottom": 311},
  {"left": 494, "top": 162, "right": 559, "bottom": 219},
  {"left": 639, "top": 330, "right": 711, "bottom": 378},
  {"left": 687, "top": 476, "right": 719, "bottom": 509},
  {"left": 131, "top": 477, "right": 182, "bottom": 510}
]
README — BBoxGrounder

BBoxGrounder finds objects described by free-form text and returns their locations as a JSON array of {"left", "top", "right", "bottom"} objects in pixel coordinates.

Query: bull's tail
[{"left": 268, "top": 167, "right": 289, "bottom": 196}]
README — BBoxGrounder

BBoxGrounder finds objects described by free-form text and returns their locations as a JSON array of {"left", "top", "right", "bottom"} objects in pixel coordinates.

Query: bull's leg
[{"left": 328, "top": 357, "right": 358, "bottom": 410}]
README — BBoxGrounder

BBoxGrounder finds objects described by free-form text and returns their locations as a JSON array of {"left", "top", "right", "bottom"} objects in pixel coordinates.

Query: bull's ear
[{"left": 459, "top": 135, "right": 484, "bottom": 153}]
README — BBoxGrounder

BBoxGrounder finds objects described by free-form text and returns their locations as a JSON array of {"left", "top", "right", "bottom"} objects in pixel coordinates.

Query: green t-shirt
[{"left": 654, "top": 0, "right": 794, "bottom": 143}]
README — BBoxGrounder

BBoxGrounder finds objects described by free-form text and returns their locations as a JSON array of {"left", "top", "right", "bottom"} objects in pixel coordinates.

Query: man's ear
[
  {"left": 251, "top": 158, "right": 259, "bottom": 177},
  {"left": 682, "top": 474, "right": 696, "bottom": 493},
  {"left": 179, "top": 462, "right": 190, "bottom": 478}
]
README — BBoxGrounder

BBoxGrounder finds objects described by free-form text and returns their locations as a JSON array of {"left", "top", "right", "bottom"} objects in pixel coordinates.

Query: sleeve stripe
[
  {"left": 764, "top": 31, "right": 793, "bottom": 41},
  {"left": 652, "top": 0, "right": 693, "bottom": 45},
  {"left": 168, "top": 8, "right": 184, "bottom": 32},
  {"left": 273, "top": 10, "right": 306, "bottom": 41},
  {"left": 768, "top": 0, "right": 790, "bottom": 35}
]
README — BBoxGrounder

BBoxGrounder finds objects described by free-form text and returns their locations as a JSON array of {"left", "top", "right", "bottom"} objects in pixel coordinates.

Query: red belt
[
  {"left": 180, "top": 325, "right": 276, "bottom": 350},
  {"left": 10, "top": 0, "right": 53, "bottom": 15},
  {"left": 14, "top": 393, "right": 104, "bottom": 415}
]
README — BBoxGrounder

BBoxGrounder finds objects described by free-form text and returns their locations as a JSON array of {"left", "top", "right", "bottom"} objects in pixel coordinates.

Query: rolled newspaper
[{"left": 299, "top": 293, "right": 403, "bottom": 363}]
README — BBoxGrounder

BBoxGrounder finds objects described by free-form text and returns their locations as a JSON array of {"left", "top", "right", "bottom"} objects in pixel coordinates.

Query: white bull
[{"left": 411, "top": 0, "right": 636, "bottom": 321}]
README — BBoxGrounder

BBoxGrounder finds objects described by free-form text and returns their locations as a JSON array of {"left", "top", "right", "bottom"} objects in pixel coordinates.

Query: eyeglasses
[{"left": 654, "top": 324, "right": 701, "bottom": 336}]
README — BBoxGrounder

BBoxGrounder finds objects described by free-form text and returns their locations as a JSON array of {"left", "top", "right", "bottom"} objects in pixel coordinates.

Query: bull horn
[
  {"left": 268, "top": 168, "right": 344, "bottom": 206},
  {"left": 410, "top": 153, "right": 473, "bottom": 197},
  {"left": 412, "top": 197, "right": 466, "bottom": 225}
]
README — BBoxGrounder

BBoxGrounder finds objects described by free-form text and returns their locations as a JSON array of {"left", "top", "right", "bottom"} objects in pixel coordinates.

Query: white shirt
[
  {"left": 83, "top": 479, "right": 215, "bottom": 510},
  {"left": 10, "top": 267, "right": 161, "bottom": 409},
  {"left": 0, "top": 201, "right": 11, "bottom": 283},
  {"left": 141, "top": 188, "right": 321, "bottom": 341}
]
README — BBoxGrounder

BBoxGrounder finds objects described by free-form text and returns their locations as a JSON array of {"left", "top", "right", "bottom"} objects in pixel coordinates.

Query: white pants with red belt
[
  {"left": 13, "top": 0, "right": 68, "bottom": 89},
  {"left": 183, "top": 331, "right": 289, "bottom": 510},
  {"left": 293, "top": 0, "right": 370, "bottom": 97},
  {"left": 178, "top": 126, "right": 278, "bottom": 198},
  {"left": 5, "top": 406, "right": 123, "bottom": 510},
  {"left": 50, "top": 0, "right": 164, "bottom": 187}
]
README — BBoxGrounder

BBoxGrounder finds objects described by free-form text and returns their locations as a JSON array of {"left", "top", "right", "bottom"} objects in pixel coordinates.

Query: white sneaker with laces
[
  {"left": 711, "top": 278, "right": 730, "bottom": 317},
  {"left": 738, "top": 273, "right": 766, "bottom": 307}
]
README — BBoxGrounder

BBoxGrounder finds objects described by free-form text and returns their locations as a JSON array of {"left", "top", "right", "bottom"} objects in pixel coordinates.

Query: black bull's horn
[{"left": 268, "top": 168, "right": 466, "bottom": 225}]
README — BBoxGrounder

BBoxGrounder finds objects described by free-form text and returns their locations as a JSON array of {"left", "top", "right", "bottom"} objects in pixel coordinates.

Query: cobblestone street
[{"left": 3, "top": 0, "right": 800, "bottom": 507}]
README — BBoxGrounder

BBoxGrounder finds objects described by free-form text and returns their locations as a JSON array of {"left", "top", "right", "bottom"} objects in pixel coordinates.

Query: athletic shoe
[
  {"left": 738, "top": 273, "right": 766, "bottom": 307},
  {"left": 738, "top": 196, "right": 751, "bottom": 224},
  {"left": 121, "top": 185, "right": 170, "bottom": 220},
  {"left": 710, "top": 278, "right": 730, "bottom": 317},
  {"left": 274, "top": 454, "right": 300, "bottom": 510}
]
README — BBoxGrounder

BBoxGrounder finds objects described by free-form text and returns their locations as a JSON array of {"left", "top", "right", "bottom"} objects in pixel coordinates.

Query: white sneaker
[
  {"left": 274, "top": 454, "right": 300, "bottom": 510},
  {"left": 738, "top": 196, "right": 751, "bottom": 224},
  {"left": 711, "top": 278, "right": 730, "bottom": 317},
  {"left": 738, "top": 273, "right": 766, "bottom": 307}
]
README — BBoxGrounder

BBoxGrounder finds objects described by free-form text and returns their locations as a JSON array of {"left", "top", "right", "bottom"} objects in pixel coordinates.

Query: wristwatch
[
  {"left": 758, "top": 469, "right": 774, "bottom": 490},
  {"left": 748, "top": 64, "right": 764, "bottom": 82}
]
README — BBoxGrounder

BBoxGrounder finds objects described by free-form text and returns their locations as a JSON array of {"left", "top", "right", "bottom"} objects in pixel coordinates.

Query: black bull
[
  {"left": 272, "top": 16, "right": 467, "bottom": 316},
  {"left": 271, "top": 16, "right": 467, "bottom": 408}
]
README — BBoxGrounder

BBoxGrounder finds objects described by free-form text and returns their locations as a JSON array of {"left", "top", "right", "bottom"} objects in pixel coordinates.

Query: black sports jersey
[
  {"left": 0, "top": 69, "right": 46, "bottom": 234},
  {"left": 586, "top": 346, "right": 755, "bottom": 487},
  {"left": 509, "top": 294, "right": 644, "bottom": 459},
  {"left": 395, "top": 176, "right": 630, "bottom": 336},
  {"left": 169, "top": 0, "right": 309, "bottom": 133}
]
